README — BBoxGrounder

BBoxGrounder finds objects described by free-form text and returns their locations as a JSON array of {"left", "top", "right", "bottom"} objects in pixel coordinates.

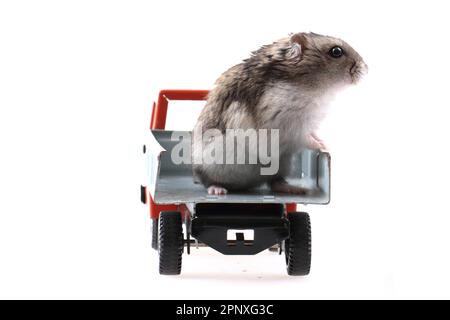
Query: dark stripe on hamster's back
[
  {"left": 216, "top": 57, "right": 288, "bottom": 116},
  {"left": 212, "top": 39, "right": 302, "bottom": 126}
]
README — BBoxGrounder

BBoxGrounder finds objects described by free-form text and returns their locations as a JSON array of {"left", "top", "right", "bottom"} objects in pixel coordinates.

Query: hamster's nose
[
  {"left": 351, "top": 60, "right": 368, "bottom": 75},
  {"left": 350, "top": 60, "right": 368, "bottom": 83},
  {"left": 359, "top": 60, "right": 368, "bottom": 75}
]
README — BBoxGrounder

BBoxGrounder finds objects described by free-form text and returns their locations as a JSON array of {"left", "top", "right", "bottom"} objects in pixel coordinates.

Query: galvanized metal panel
[{"left": 144, "top": 130, "right": 330, "bottom": 205}]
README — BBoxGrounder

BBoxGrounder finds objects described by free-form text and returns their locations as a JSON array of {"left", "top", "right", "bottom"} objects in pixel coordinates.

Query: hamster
[{"left": 192, "top": 32, "right": 367, "bottom": 195}]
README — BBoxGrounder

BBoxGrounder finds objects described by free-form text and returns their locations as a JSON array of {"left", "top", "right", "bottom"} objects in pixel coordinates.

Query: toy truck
[{"left": 141, "top": 90, "right": 330, "bottom": 276}]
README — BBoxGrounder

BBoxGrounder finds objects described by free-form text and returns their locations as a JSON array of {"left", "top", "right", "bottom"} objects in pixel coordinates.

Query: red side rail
[
  {"left": 148, "top": 90, "right": 209, "bottom": 220},
  {"left": 145, "top": 89, "right": 296, "bottom": 219},
  {"left": 151, "top": 89, "right": 209, "bottom": 129}
]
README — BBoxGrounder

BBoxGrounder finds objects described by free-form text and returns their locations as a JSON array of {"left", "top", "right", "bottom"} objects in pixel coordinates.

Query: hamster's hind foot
[
  {"left": 207, "top": 185, "right": 228, "bottom": 195},
  {"left": 270, "top": 179, "right": 308, "bottom": 195}
]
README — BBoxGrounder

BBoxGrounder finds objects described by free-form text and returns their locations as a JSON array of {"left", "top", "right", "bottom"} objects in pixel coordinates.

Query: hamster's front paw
[
  {"left": 207, "top": 185, "right": 228, "bottom": 195},
  {"left": 308, "top": 132, "right": 328, "bottom": 152}
]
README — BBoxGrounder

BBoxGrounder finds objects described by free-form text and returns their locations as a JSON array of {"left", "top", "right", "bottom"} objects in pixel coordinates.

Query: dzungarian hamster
[{"left": 192, "top": 32, "right": 367, "bottom": 195}]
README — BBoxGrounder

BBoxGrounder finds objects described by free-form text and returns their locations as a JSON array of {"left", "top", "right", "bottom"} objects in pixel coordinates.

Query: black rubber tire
[
  {"left": 285, "top": 212, "right": 311, "bottom": 276},
  {"left": 158, "top": 211, "right": 183, "bottom": 275},
  {"left": 151, "top": 218, "right": 158, "bottom": 250}
]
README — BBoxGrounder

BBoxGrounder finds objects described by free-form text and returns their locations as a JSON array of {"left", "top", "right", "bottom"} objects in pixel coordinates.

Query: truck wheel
[
  {"left": 158, "top": 211, "right": 183, "bottom": 275},
  {"left": 151, "top": 218, "right": 158, "bottom": 250},
  {"left": 285, "top": 212, "right": 311, "bottom": 276}
]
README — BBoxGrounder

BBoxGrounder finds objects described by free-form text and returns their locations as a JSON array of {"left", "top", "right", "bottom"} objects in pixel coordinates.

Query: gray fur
[{"left": 193, "top": 32, "right": 367, "bottom": 192}]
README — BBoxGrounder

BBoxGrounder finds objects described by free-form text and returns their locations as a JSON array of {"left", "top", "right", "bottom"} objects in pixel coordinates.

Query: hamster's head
[{"left": 284, "top": 32, "right": 367, "bottom": 89}]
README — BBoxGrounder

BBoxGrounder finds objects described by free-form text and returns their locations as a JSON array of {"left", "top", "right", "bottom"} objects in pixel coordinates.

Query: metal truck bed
[{"left": 144, "top": 130, "right": 330, "bottom": 205}]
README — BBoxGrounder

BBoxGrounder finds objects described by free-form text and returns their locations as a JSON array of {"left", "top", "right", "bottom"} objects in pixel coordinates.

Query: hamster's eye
[{"left": 329, "top": 46, "right": 344, "bottom": 58}]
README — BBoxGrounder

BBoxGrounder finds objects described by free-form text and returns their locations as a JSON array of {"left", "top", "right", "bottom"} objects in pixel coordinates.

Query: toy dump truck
[{"left": 141, "top": 90, "right": 330, "bottom": 276}]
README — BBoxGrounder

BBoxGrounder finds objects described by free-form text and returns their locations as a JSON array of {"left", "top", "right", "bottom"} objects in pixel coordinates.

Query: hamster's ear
[{"left": 288, "top": 33, "right": 307, "bottom": 59}]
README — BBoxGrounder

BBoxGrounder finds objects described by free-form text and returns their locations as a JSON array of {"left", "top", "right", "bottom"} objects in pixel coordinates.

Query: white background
[{"left": 0, "top": 0, "right": 449, "bottom": 299}]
